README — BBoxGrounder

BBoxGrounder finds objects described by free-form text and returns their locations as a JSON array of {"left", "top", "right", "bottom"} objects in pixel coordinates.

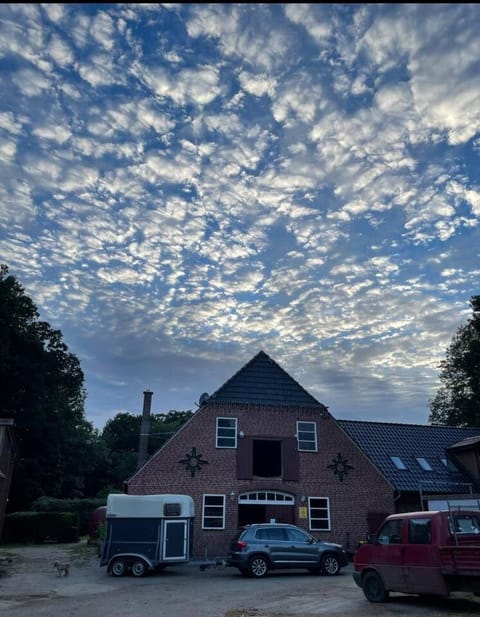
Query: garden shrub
[
  {"left": 30, "top": 497, "right": 106, "bottom": 536},
  {"left": 2, "top": 511, "right": 80, "bottom": 544}
]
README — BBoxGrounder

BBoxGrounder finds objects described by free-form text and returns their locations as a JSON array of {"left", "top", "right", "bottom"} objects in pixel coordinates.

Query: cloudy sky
[{"left": 1, "top": 3, "right": 480, "bottom": 430}]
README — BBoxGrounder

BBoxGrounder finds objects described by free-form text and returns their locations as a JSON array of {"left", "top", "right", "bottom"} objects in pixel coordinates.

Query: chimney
[{"left": 137, "top": 390, "right": 153, "bottom": 470}]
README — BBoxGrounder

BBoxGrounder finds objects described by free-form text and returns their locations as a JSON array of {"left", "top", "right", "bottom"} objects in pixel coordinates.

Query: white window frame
[
  {"left": 238, "top": 491, "right": 294, "bottom": 505},
  {"left": 202, "top": 494, "right": 226, "bottom": 529},
  {"left": 296, "top": 421, "right": 317, "bottom": 452},
  {"left": 216, "top": 417, "right": 237, "bottom": 448},
  {"left": 308, "top": 496, "right": 331, "bottom": 531}
]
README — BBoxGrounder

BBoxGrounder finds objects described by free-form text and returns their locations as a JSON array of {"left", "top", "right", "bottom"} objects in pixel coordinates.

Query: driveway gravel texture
[{"left": 0, "top": 541, "right": 479, "bottom": 617}]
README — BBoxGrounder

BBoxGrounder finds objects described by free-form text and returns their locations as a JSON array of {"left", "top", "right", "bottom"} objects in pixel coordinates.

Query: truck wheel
[
  {"left": 131, "top": 560, "right": 147, "bottom": 577},
  {"left": 111, "top": 559, "right": 127, "bottom": 577},
  {"left": 362, "top": 571, "right": 389, "bottom": 603},
  {"left": 247, "top": 555, "right": 269, "bottom": 578},
  {"left": 321, "top": 554, "right": 340, "bottom": 576}
]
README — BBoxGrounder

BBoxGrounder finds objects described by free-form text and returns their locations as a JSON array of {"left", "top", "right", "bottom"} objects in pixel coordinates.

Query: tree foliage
[
  {"left": 101, "top": 409, "right": 193, "bottom": 487},
  {"left": 429, "top": 295, "right": 480, "bottom": 427},
  {"left": 0, "top": 264, "right": 99, "bottom": 509},
  {"left": 0, "top": 264, "right": 194, "bottom": 507}
]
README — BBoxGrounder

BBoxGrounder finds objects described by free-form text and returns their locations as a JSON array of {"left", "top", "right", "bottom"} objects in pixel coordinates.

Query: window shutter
[
  {"left": 282, "top": 437, "right": 299, "bottom": 481},
  {"left": 236, "top": 437, "right": 253, "bottom": 479}
]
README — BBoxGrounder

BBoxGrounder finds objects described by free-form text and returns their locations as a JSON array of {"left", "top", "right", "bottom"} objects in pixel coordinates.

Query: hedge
[
  {"left": 30, "top": 497, "right": 106, "bottom": 536},
  {"left": 2, "top": 511, "right": 80, "bottom": 544}
]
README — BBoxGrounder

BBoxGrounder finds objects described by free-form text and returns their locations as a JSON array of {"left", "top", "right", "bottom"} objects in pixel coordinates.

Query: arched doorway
[{"left": 237, "top": 491, "right": 295, "bottom": 526}]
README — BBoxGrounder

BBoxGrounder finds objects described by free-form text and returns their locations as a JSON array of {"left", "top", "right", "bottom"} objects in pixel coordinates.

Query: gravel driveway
[{"left": 1, "top": 541, "right": 479, "bottom": 617}]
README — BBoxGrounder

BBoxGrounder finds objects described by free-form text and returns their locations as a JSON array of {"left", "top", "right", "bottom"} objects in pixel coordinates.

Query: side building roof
[
  {"left": 337, "top": 420, "right": 480, "bottom": 493},
  {"left": 207, "top": 350, "right": 327, "bottom": 409}
]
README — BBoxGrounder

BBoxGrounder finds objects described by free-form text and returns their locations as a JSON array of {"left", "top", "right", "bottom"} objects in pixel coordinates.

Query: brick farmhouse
[{"left": 127, "top": 351, "right": 480, "bottom": 560}]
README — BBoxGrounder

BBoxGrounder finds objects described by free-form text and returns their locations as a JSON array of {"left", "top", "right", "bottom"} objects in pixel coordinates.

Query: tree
[
  {"left": 0, "top": 264, "right": 100, "bottom": 509},
  {"left": 100, "top": 409, "right": 193, "bottom": 488},
  {"left": 429, "top": 295, "right": 480, "bottom": 427}
]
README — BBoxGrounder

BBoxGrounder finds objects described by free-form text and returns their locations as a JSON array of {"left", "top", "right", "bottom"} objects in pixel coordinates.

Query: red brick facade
[{"left": 127, "top": 402, "right": 394, "bottom": 559}]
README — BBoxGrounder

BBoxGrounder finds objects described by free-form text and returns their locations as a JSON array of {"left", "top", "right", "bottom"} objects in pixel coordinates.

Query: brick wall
[{"left": 127, "top": 402, "right": 394, "bottom": 558}]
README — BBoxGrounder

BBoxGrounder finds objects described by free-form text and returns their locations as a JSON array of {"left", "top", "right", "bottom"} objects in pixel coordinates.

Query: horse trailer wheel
[
  {"left": 111, "top": 559, "right": 127, "bottom": 577},
  {"left": 131, "top": 560, "right": 147, "bottom": 577}
]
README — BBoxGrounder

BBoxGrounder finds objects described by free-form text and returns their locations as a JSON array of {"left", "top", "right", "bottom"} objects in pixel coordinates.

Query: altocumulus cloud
[{"left": 0, "top": 3, "right": 479, "bottom": 429}]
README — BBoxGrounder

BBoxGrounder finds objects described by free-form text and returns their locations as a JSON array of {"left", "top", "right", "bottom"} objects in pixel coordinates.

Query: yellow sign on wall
[{"left": 299, "top": 506, "right": 308, "bottom": 519}]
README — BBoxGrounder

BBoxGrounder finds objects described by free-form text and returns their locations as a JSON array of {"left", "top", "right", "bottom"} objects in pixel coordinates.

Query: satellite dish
[{"left": 198, "top": 392, "right": 210, "bottom": 406}]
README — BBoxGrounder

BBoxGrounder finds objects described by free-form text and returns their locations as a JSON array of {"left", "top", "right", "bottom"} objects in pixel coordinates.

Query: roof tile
[
  {"left": 208, "top": 351, "right": 326, "bottom": 408},
  {"left": 338, "top": 419, "right": 480, "bottom": 493}
]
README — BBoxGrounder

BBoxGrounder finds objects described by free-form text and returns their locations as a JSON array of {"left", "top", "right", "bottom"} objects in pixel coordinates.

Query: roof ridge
[
  {"left": 338, "top": 419, "right": 480, "bottom": 430},
  {"left": 209, "top": 350, "right": 327, "bottom": 408}
]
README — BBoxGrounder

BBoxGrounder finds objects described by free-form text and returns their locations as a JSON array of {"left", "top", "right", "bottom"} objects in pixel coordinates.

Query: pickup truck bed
[
  {"left": 440, "top": 545, "right": 480, "bottom": 576},
  {"left": 354, "top": 509, "right": 480, "bottom": 601}
]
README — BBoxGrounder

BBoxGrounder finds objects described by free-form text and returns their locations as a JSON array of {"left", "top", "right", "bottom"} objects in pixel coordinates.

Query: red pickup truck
[{"left": 353, "top": 509, "right": 480, "bottom": 602}]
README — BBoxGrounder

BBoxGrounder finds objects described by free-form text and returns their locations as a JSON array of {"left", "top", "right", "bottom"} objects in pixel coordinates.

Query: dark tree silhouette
[
  {"left": 429, "top": 295, "right": 480, "bottom": 427},
  {"left": 0, "top": 265, "right": 99, "bottom": 509}
]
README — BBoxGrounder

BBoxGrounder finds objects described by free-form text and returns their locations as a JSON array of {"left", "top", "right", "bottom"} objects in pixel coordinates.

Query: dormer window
[{"left": 391, "top": 456, "right": 407, "bottom": 470}]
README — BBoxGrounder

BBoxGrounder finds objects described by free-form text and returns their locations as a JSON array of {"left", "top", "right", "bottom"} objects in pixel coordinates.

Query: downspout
[{"left": 393, "top": 489, "right": 402, "bottom": 511}]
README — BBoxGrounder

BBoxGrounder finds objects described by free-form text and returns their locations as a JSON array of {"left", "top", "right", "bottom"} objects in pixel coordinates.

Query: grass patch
[{"left": 65, "top": 538, "right": 99, "bottom": 565}]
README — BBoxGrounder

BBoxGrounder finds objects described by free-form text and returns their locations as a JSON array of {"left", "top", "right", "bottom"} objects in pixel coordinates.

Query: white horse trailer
[{"left": 100, "top": 494, "right": 194, "bottom": 577}]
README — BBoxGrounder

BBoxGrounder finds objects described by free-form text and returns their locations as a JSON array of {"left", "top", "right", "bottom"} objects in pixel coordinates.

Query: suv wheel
[
  {"left": 321, "top": 553, "right": 340, "bottom": 575},
  {"left": 247, "top": 555, "right": 269, "bottom": 578}
]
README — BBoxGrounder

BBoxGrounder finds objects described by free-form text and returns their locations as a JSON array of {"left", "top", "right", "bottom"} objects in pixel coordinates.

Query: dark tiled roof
[
  {"left": 208, "top": 351, "right": 326, "bottom": 408},
  {"left": 449, "top": 435, "right": 480, "bottom": 450},
  {"left": 338, "top": 420, "right": 480, "bottom": 493}
]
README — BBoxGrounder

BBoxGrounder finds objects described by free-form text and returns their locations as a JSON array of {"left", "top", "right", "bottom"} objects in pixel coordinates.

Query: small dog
[{"left": 54, "top": 562, "right": 70, "bottom": 576}]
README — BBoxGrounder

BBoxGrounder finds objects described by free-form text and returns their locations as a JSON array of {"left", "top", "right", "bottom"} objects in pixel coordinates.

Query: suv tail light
[{"left": 234, "top": 540, "right": 248, "bottom": 550}]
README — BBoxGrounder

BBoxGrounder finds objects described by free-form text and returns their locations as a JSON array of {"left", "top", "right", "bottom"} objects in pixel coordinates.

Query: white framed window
[
  {"left": 416, "top": 457, "right": 433, "bottom": 471},
  {"left": 390, "top": 456, "right": 407, "bottom": 470},
  {"left": 202, "top": 494, "right": 225, "bottom": 529},
  {"left": 238, "top": 491, "right": 294, "bottom": 504},
  {"left": 308, "top": 497, "right": 330, "bottom": 531},
  {"left": 296, "top": 421, "right": 317, "bottom": 451},
  {"left": 216, "top": 417, "right": 237, "bottom": 448}
]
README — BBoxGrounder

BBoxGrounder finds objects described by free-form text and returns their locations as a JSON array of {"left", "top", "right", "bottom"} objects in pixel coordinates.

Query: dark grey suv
[{"left": 226, "top": 523, "right": 349, "bottom": 578}]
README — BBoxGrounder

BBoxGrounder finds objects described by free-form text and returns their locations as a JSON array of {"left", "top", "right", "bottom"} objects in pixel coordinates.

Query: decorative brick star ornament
[
  {"left": 179, "top": 446, "right": 209, "bottom": 477},
  {"left": 327, "top": 453, "right": 354, "bottom": 482}
]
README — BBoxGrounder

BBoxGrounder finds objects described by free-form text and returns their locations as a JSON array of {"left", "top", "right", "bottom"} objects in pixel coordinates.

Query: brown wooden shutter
[
  {"left": 236, "top": 437, "right": 253, "bottom": 479},
  {"left": 282, "top": 437, "right": 299, "bottom": 482}
]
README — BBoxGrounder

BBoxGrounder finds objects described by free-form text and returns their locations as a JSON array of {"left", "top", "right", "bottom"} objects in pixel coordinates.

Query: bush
[
  {"left": 30, "top": 497, "right": 106, "bottom": 536},
  {"left": 2, "top": 511, "right": 80, "bottom": 544}
]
